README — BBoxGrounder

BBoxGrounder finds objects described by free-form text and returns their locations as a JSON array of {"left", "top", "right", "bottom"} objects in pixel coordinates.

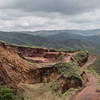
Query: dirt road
[{"left": 71, "top": 55, "right": 100, "bottom": 100}]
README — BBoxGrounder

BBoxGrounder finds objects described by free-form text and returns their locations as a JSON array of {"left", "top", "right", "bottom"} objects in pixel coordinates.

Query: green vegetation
[
  {"left": 49, "top": 62, "right": 83, "bottom": 98},
  {"left": 87, "top": 66, "right": 97, "bottom": 75},
  {"left": 0, "top": 86, "right": 16, "bottom": 100},
  {"left": 62, "top": 88, "right": 82, "bottom": 100},
  {"left": 0, "top": 30, "right": 100, "bottom": 54},
  {"left": 55, "top": 62, "right": 83, "bottom": 79},
  {"left": 57, "top": 54, "right": 66, "bottom": 61},
  {"left": 72, "top": 50, "right": 88, "bottom": 64},
  {"left": 86, "top": 57, "right": 100, "bottom": 92},
  {"left": 50, "top": 81, "right": 61, "bottom": 97},
  {"left": 87, "top": 56, "right": 100, "bottom": 75},
  {"left": 87, "top": 66, "right": 100, "bottom": 91},
  {"left": 0, "top": 86, "right": 24, "bottom": 100},
  {"left": 50, "top": 81, "right": 82, "bottom": 100}
]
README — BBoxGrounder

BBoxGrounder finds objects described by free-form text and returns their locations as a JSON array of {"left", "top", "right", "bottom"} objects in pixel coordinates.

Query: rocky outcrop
[{"left": 57, "top": 75, "right": 82, "bottom": 93}]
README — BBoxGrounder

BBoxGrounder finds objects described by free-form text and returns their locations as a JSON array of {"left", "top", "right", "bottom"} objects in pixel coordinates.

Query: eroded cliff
[{"left": 0, "top": 42, "right": 88, "bottom": 94}]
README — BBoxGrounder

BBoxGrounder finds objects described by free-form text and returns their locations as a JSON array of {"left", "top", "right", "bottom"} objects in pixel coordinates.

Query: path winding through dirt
[{"left": 71, "top": 54, "right": 100, "bottom": 100}]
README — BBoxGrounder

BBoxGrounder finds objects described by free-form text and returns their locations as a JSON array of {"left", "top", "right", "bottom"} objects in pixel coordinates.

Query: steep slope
[
  {"left": 0, "top": 42, "right": 43, "bottom": 92},
  {"left": 0, "top": 42, "right": 88, "bottom": 96}
]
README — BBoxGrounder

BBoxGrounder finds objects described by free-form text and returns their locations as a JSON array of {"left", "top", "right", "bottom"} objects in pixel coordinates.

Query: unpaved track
[{"left": 71, "top": 55, "right": 100, "bottom": 100}]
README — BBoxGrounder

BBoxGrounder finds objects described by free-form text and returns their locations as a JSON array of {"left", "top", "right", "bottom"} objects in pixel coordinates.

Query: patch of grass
[
  {"left": 86, "top": 58, "right": 100, "bottom": 92},
  {"left": 87, "top": 66, "right": 97, "bottom": 76},
  {"left": 50, "top": 81, "right": 59, "bottom": 94},
  {"left": 88, "top": 56, "right": 100, "bottom": 75},
  {"left": 49, "top": 81, "right": 62, "bottom": 97},
  {"left": 0, "top": 86, "right": 16, "bottom": 100}
]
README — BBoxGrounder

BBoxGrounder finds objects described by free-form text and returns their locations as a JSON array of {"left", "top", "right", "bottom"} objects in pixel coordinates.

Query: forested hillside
[{"left": 0, "top": 29, "right": 100, "bottom": 53}]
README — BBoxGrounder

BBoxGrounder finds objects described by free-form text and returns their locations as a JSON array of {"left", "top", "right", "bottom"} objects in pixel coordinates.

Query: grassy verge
[
  {"left": 86, "top": 56, "right": 100, "bottom": 91},
  {"left": 87, "top": 56, "right": 100, "bottom": 75}
]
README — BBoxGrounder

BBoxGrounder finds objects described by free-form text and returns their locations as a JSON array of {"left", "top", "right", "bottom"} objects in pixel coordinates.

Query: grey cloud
[
  {"left": 0, "top": 0, "right": 100, "bottom": 31},
  {"left": 0, "top": 0, "right": 100, "bottom": 15}
]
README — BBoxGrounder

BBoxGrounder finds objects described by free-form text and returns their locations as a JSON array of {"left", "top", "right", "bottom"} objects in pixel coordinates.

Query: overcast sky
[{"left": 0, "top": 0, "right": 100, "bottom": 31}]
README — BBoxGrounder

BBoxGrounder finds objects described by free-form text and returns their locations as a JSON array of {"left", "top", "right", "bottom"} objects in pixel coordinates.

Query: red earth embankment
[{"left": 0, "top": 41, "right": 88, "bottom": 94}]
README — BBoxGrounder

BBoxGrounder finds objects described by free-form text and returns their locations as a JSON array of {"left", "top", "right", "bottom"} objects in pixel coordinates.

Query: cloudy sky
[{"left": 0, "top": 0, "right": 100, "bottom": 31}]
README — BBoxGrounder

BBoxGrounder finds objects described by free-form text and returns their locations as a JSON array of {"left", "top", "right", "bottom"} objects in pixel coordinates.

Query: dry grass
[{"left": 19, "top": 83, "right": 81, "bottom": 100}]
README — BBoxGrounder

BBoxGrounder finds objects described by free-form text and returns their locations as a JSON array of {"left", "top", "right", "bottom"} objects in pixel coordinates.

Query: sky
[{"left": 0, "top": 0, "right": 100, "bottom": 31}]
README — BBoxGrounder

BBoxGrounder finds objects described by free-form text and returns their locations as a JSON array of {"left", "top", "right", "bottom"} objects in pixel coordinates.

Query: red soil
[
  {"left": 71, "top": 55, "right": 100, "bottom": 100},
  {"left": 64, "top": 52, "right": 78, "bottom": 63},
  {"left": 25, "top": 57, "right": 49, "bottom": 63},
  {"left": 24, "top": 52, "right": 78, "bottom": 64},
  {"left": 0, "top": 42, "right": 89, "bottom": 94}
]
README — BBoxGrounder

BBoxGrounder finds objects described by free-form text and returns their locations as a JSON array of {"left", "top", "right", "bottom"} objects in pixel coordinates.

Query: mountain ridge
[{"left": 0, "top": 29, "right": 100, "bottom": 53}]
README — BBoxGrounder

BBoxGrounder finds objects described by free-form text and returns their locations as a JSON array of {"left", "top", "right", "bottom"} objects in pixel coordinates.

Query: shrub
[
  {"left": 55, "top": 62, "right": 83, "bottom": 79},
  {"left": 0, "top": 86, "right": 16, "bottom": 100},
  {"left": 72, "top": 50, "right": 88, "bottom": 64},
  {"left": 57, "top": 54, "right": 66, "bottom": 61}
]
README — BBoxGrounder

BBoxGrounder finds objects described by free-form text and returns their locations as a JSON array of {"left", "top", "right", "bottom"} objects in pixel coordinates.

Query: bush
[
  {"left": 57, "top": 54, "right": 66, "bottom": 61},
  {"left": 55, "top": 62, "right": 83, "bottom": 79},
  {"left": 0, "top": 86, "right": 16, "bottom": 100},
  {"left": 72, "top": 50, "right": 88, "bottom": 64}
]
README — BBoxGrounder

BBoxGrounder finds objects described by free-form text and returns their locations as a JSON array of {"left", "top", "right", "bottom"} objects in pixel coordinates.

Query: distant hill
[{"left": 0, "top": 29, "right": 100, "bottom": 53}]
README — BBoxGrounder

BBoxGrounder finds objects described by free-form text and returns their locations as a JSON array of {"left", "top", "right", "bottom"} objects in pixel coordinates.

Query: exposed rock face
[
  {"left": 0, "top": 42, "right": 60, "bottom": 93},
  {"left": 6, "top": 45, "right": 68, "bottom": 63},
  {"left": 0, "top": 42, "right": 88, "bottom": 94},
  {"left": 78, "top": 57, "right": 88, "bottom": 67},
  {"left": 57, "top": 76, "right": 82, "bottom": 93},
  {"left": 57, "top": 71, "right": 88, "bottom": 93},
  {"left": 6, "top": 45, "right": 61, "bottom": 57},
  {"left": 27, "top": 66, "right": 58, "bottom": 83}
]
